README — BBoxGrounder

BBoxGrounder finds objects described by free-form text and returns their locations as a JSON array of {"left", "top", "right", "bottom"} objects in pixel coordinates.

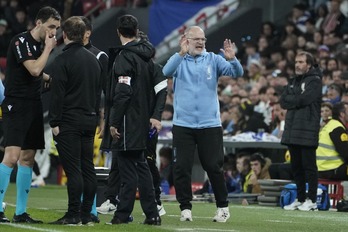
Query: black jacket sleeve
[
  {"left": 109, "top": 53, "right": 134, "bottom": 129},
  {"left": 151, "top": 63, "right": 167, "bottom": 121},
  {"left": 49, "top": 57, "right": 67, "bottom": 128},
  {"left": 329, "top": 127, "right": 348, "bottom": 163},
  {"left": 99, "top": 53, "right": 109, "bottom": 96},
  {"left": 280, "top": 76, "right": 321, "bottom": 110}
]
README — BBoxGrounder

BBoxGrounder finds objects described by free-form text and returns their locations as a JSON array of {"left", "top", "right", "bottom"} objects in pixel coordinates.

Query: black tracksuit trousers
[
  {"left": 54, "top": 125, "right": 97, "bottom": 217},
  {"left": 172, "top": 125, "right": 228, "bottom": 210},
  {"left": 288, "top": 145, "right": 318, "bottom": 203}
]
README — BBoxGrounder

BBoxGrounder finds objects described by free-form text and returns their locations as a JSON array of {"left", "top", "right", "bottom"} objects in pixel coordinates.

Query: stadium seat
[{"left": 318, "top": 179, "right": 344, "bottom": 208}]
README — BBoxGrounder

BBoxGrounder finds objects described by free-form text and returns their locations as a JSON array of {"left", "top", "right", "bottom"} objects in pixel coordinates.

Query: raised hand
[
  {"left": 220, "top": 39, "right": 236, "bottom": 61},
  {"left": 179, "top": 34, "right": 189, "bottom": 56}
]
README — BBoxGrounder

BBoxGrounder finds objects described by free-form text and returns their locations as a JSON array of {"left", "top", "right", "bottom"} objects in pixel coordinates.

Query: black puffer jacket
[
  {"left": 101, "top": 39, "right": 155, "bottom": 151},
  {"left": 280, "top": 66, "right": 322, "bottom": 147}
]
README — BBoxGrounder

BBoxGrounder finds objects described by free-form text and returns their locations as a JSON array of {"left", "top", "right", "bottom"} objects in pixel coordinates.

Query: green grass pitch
[{"left": 0, "top": 183, "right": 347, "bottom": 232}]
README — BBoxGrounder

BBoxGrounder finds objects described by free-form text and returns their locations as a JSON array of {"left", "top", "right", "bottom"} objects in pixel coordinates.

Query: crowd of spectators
[
  {"left": 1, "top": 0, "right": 348, "bottom": 191},
  {"left": 203, "top": 0, "right": 348, "bottom": 142},
  {"left": 0, "top": 0, "right": 149, "bottom": 77}
]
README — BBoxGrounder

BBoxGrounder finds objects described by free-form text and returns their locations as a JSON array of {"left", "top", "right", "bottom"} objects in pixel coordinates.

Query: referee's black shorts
[{"left": 1, "top": 97, "right": 45, "bottom": 150}]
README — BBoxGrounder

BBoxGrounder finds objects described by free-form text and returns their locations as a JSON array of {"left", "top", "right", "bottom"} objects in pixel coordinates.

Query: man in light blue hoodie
[{"left": 163, "top": 25, "right": 243, "bottom": 223}]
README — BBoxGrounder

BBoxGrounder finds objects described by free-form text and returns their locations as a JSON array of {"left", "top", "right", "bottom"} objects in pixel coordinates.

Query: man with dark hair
[
  {"left": 280, "top": 51, "right": 322, "bottom": 211},
  {"left": 105, "top": 14, "right": 161, "bottom": 225},
  {"left": 317, "top": 102, "right": 348, "bottom": 180},
  {"left": 0, "top": 6, "right": 60, "bottom": 223},
  {"left": 80, "top": 16, "right": 108, "bottom": 223},
  {"left": 97, "top": 30, "right": 167, "bottom": 218},
  {"left": 247, "top": 153, "right": 271, "bottom": 194},
  {"left": 49, "top": 16, "right": 102, "bottom": 225}
]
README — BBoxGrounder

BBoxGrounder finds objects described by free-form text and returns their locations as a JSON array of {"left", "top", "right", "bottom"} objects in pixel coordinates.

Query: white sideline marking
[
  {"left": 175, "top": 229, "right": 237, "bottom": 232},
  {"left": 265, "top": 219, "right": 296, "bottom": 224},
  {"left": 1, "top": 223, "right": 64, "bottom": 232},
  {"left": 167, "top": 214, "right": 212, "bottom": 219}
]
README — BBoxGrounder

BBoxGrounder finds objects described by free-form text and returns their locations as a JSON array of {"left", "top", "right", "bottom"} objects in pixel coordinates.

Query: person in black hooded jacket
[
  {"left": 97, "top": 32, "right": 167, "bottom": 217},
  {"left": 106, "top": 14, "right": 161, "bottom": 226},
  {"left": 280, "top": 51, "right": 322, "bottom": 211}
]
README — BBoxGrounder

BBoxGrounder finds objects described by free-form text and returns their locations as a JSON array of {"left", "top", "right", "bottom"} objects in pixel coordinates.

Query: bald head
[{"left": 184, "top": 26, "right": 206, "bottom": 57}]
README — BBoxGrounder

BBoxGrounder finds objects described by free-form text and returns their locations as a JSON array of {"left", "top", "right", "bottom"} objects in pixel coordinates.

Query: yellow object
[
  {"left": 316, "top": 119, "right": 345, "bottom": 171},
  {"left": 284, "top": 150, "right": 291, "bottom": 162}
]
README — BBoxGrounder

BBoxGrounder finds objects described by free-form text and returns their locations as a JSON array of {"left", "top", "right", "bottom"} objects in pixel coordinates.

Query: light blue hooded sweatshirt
[{"left": 163, "top": 50, "right": 243, "bottom": 129}]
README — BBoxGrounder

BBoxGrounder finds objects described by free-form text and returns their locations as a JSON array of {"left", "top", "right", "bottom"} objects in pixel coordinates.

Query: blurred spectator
[
  {"left": 260, "top": 21, "right": 280, "bottom": 48},
  {"left": 314, "top": 3, "right": 329, "bottom": 30},
  {"left": 194, "top": 155, "right": 242, "bottom": 194},
  {"left": 236, "top": 153, "right": 252, "bottom": 193},
  {"left": 304, "top": 18, "right": 316, "bottom": 41},
  {"left": 248, "top": 86, "right": 260, "bottom": 106},
  {"left": 253, "top": 86, "right": 272, "bottom": 126},
  {"left": 257, "top": 35, "right": 271, "bottom": 59},
  {"left": 247, "top": 152, "right": 271, "bottom": 194},
  {"left": 289, "top": 3, "right": 311, "bottom": 33},
  {"left": 0, "top": 19, "right": 12, "bottom": 57},
  {"left": 317, "top": 44, "right": 331, "bottom": 58},
  {"left": 280, "top": 21, "right": 300, "bottom": 50},
  {"left": 243, "top": 41, "right": 260, "bottom": 69},
  {"left": 228, "top": 104, "right": 244, "bottom": 136},
  {"left": 271, "top": 101, "right": 286, "bottom": 138},
  {"left": 326, "top": 57, "right": 339, "bottom": 71},
  {"left": 332, "top": 69, "right": 343, "bottom": 85},
  {"left": 321, "top": 0, "right": 346, "bottom": 35},
  {"left": 326, "top": 83, "right": 343, "bottom": 104},
  {"left": 159, "top": 146, "right": 173, "bottom": 187},
  {"left": 239, "top": 101, "right": 269, "bottom": 134},
  {"left": 223, "top": 155, "right": 242, "bottom": 193},
  {"left": 320, "top": 102, "right": 333, "bottom": 128},
  {"left": 11, "top": 7, "right": 29, "bottom": 35},
  {"left": 246, "top": 60, "right": 263, "bottom": 86},
  {"left": 321, "top": 69, "right": 333, "bottom": 95}
]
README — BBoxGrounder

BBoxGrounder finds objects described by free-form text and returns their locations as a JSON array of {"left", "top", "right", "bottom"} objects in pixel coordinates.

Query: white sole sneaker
[
  {"left": 213, "top": 207, "right": 230, "bottom": 223},
  {"left": 157, "top": 205, "right": 166, "bottom": 216},
  {"left": 96, "top": 200, "right": 117, "bottom": 214},
  {"left": 180, "top": 209, "right": 192, "bottom": 221}
]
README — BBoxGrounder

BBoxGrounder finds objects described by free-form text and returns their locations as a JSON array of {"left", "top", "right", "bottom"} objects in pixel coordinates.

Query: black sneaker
[
  {"left": 106, "top": 216, "right": 128, "bottom": 225},
  {"left": 81, "top": 214, "right": 94, "bottom": 226},
  {"left": 143, "top": 216, "right": 161, "bottom": 226},
  {"left": 49, "top": 213, "right": 81, "bottom": 225},
  {"left": 0, "top": 212, "right": 10, "bottom": 223},
  {"left": 12, "top": 213, "right": 43, "bottom": 224},
  {"left": 90, "top": 214, "right": 100, "bottom": 223}
]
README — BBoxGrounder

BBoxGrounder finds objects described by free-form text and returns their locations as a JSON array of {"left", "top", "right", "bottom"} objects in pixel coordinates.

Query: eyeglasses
[{"left": 187, "top": 37, "right": 207, "bottom": 43}]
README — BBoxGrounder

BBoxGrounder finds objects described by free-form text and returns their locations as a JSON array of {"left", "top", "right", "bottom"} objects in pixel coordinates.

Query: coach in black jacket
[
  {"left": 280, "top": 51, "right": 322, "bottom": 211},
  {"left": 106, "top": 15, "right": 161, "bottom": 225},
  {"left": 49, "top": 16, "right": 102, "bottom": 225}
]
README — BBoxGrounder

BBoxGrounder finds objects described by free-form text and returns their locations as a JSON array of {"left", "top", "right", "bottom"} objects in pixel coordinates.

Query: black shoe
[
  {"left": 107, "top": 216, "right": 128, "bottom": 225},
  {"left": 49, "top": 213, "right": 81, "bottom": 225},
  {"left": 0, "top": 212, "right": 10, "bottom": 223},
  {"left": 143, "top": 216, "right": 161, "bottom": 226},
  {"left": 90, "top": 214, "right": 100, "bottom": 223},
  {"left": 81, "top": 214, "right": 94, "bottom": 226},
  {"left": 12, "top": 213, "right": 43, "bottom": 224}
]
